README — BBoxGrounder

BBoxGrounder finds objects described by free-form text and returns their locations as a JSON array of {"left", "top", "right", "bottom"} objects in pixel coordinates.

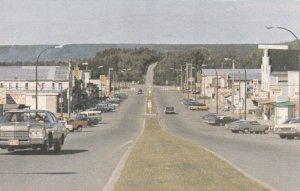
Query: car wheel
[
  {"left": 41, "top": 140, "right": 50, "bottom": 154},
  {"left": 77, "top": 126, "right": 83, "bottom": 132},
  {"left": 243, "top": 128, "right": 250, "bottom": 134},
  {"left": 264, "top": 129, "right": 269, "bottom": 134},
  {"left": 279, "top": 134, "right": 286, "bottom": 139},
  {"left": 220, "top": 122, "right": 224, "bottom": 126},
  {"left": 7, "top": 148, "right": 14, "bottom": 152},
  {"left": 231, "top": 130, "right": 238, "bottom": 133}
]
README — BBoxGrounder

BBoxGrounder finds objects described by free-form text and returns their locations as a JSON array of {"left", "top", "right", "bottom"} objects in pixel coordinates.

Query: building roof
[
  {"left": 0, "top": 66, "right": 69, "bottom": 81},
  {"left": 202, "top": 69, "right": 261, "bottom": 81}
]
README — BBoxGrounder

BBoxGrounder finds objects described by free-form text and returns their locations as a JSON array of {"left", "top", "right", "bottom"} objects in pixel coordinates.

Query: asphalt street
[
  {"left": 154, "top": 87, "right": 300, "bottom": 191},
  {"left": 0, "top": 90, "right": 145, "bottom": 191}
]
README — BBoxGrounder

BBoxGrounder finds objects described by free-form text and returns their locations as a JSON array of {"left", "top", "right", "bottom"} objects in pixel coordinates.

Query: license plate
[{"left": 8, "top": 140, "right": 19, "bottom": 146}]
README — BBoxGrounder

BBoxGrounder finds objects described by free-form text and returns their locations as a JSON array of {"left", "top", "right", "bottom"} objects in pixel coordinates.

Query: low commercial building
[{"left": 0, "top": 66, "right": 71, "bottom": 115}]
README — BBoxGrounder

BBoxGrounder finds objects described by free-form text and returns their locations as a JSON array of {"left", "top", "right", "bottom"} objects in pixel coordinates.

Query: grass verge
[{"left": 113, "top": 116, "right": 270, "bottom": 191}]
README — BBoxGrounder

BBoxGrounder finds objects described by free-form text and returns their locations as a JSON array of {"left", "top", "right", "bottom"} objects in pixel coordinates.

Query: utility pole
[
  {"left": 180, "top": 65, "right": 183, "bottom": 92},
  {"left": 68, "top": 60, "right": 72, "bottom": 118},
  {"left": 232, "top": 59, "right": 235, "bottom": 114}
]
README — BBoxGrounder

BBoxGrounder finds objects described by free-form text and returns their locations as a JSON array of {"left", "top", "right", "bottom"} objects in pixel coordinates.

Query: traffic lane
[
  {"left": 155, "top": 89, "right": 300, "bottom": 191},
  {"left": 0, "top": 91, "right": 145, "bottom": 191}
]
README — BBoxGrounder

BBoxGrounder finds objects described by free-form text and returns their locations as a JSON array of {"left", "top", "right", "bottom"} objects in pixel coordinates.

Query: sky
[{"left": 0, "top": 0, "right": 300, "bottom": 45}]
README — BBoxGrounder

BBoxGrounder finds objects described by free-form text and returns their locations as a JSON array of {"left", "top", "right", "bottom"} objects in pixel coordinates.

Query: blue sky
[{"left": 1, "top": 0, "right": 300, "bottom": 45}]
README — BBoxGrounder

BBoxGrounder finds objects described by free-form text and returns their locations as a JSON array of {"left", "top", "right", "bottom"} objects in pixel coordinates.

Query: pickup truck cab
[{"left": 66, "top": 114, "right": 88, "bottom": 132}]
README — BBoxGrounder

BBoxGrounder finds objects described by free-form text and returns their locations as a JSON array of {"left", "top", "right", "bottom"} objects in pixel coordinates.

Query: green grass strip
[{"left": 113, "top": 117, "right": 270, "bottom": 191}]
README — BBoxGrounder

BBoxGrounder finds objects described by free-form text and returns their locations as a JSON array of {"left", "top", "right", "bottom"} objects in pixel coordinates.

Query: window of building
[
  {"left": 16, "top": 83, "right": 18, "bottom": 90},
  {"left": 8, "top": 83, "right": 12, "bottom": 89},
  {"left": 25, "top": 83, "right": 28, "bottom": 90},
  {"left": 52, "top": 83, "right": 55, "bottom": 90}
]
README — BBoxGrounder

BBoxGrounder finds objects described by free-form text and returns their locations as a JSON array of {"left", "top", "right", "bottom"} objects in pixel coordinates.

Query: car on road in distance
[
  {"left": 0, "top": 109, "right": 67, "bottom": 153},
  {"left": 273, "top": 118, "right": 300, "bottom": 139},
  {"left": 189, "top": 102, "right": 209, "bottom": 110},
  {"left": 164, "top": 107, "right": 175, "bottom": 114},
  {"left": 229, "top": 120, "right": 269, "bottom": 134},
  {"left": 207, "top": 115, "right": 239, "bottom": 126},
  {"left": 137, "top": 89, "right": 143, "bottom": 94}
]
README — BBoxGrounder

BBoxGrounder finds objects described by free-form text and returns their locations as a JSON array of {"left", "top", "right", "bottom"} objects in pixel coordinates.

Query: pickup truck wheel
[
  {"left": 40, "top": 141, "right": 49, "bottom": 154},
  {"left": 279, "top": 134, "right": 287, "bottom": 139},
  {"left": 54, "top": 144, "right": 61, "bottom": 153},
  {"left": 264, "top": 129, "right": 269, "bottom": 134},
  {"left": 77, "top": 126, "right": 83, "bottom": 132}
]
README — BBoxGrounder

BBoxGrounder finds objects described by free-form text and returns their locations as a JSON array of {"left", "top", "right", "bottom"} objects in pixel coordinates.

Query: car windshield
[{"left": 1, "top": 111, "right": 48, "bottom": 123}]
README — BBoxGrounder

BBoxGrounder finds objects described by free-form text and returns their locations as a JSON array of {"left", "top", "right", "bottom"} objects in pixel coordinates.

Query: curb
[{"left": 102, "top": 118, "right": 146, "bottom": 191}]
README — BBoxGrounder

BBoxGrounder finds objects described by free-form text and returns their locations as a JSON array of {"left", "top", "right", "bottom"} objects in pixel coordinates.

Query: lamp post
[
  {"left": 36, "top": 45, "right": 63, "bottom": 110},
  {"left": 201, "top": 64, "right": 207, "bottom": 105},
  {"left": 214, "top": 69, "right": 219, "bottom": 114},
  {"left": 243, "top": 66, "right": 247, "bottom": 120},
  {"left": 225, "top": 58, "right": 235, "bottom": 114},
  {"left": 267, "top": 26, "right": 300, "bottom": 117}
]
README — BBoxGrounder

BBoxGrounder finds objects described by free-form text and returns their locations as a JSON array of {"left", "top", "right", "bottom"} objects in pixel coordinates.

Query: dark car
[
  {"left": 137, "top": 89, "right": 143, "bottom": 94},
  {"left": 164, "top": 107, "right": 175, "bottom": 114},
  {"left": 207, "top": 115, "right": 239, "bottom": 126}
]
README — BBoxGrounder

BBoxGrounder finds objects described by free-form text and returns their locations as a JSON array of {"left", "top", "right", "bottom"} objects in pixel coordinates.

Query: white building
[{"left": 0, "top": 66, "right": 71, "bottom": 115}]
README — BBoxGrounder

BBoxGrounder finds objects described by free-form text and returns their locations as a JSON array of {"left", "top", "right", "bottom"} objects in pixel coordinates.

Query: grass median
[
  {"left": 113, "top": 115, "right": 270, "bottom": 191},
  {"left": 114, "top": 95, "right": 269, "bottom": 191}
]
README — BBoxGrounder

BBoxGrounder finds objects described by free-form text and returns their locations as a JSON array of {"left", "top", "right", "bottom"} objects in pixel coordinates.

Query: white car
[{"left": 273, "top": 118, "right": 300, "bottom": 139}]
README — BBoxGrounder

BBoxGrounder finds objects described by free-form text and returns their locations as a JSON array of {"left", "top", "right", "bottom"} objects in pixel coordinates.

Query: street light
[
  {"left": 201, "top": 64, "right": 207, "bottom": 105},
  {"left": 267, "top": 26, "right": 300, "bottom": 117},
  {"left": 243, "top": 66, "right": 247, "bottom": 120},
  {"left": 214, "top": 68, "right": 219, "bottom": 114},
  {"left": 36, "top": 45, "right": 63, "bottom": 110},
  {"left": 224, "top": 58, "right": 235, "bottom": 114}
]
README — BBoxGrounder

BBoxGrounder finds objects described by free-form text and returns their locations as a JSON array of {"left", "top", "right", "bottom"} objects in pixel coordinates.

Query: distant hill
[{"left": 0, "top": 44, "right": 258, "bottom": 62}]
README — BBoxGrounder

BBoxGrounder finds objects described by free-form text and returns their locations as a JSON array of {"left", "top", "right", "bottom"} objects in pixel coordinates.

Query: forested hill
[{"left": 0, "top": 44, "right": 258, "bottom": 62}]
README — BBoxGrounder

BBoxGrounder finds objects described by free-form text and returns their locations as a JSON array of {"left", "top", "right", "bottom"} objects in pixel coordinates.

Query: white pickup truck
[{"left": 273, "top": 118, "right": 300, "bottom": 139}]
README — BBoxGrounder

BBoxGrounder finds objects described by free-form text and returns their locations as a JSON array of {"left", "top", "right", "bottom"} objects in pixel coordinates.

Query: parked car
[
  {"left": 189, "top": 102, "right": 209, "bottom": 110},
  {"left": 229, "top": 120, "right": 269, "bottom": 134},
  {"left": 66, "top": 114, "right": 89, "bottom": 132},
  {"left": 181, "top": 98, "right": 194, "bottom": 105},
  {"left": 202, "top": 113, "right": 219, "bottom": 122},
  {"left": 0, "top": 109, "right": 67, "bottom": 153},
  {"left": 164, "top": 107, "right": 175, "bottom": 114},
  {"left": 80, "top": 110, "right": 102, "bottom": 125},
  {"left": 207, "top": 115, "right": 238, "bottom": 126},
  {"left": 273, "top": 118, "right": 300, "bottom": 139}
]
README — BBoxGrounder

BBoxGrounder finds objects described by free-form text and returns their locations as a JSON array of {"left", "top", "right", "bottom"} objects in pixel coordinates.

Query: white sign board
[
  {"left": 0, "top": 88, "right": 6, "bottom": 104},
  {"left": 270, "top": 86, "right": 282, "bottom": 97},
  {"left": 252, "top": 79, "right": 258, "bottom": 95}
]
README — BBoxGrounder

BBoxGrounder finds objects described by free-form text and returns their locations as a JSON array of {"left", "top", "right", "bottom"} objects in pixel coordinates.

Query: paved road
[
  {"left": 0, "top": 91, "right": 145, "bottom": 191},
  {"left": 154, "top": 88, "right": 300, "bottom": 191}
]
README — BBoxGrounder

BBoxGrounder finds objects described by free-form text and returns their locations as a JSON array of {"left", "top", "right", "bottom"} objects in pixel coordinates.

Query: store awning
[
  {"left": 257, "top": 99, "right": 274, "bottom": 105},
  {"left": 272, "top": 101, "right": 295, "bottom": 107}
]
